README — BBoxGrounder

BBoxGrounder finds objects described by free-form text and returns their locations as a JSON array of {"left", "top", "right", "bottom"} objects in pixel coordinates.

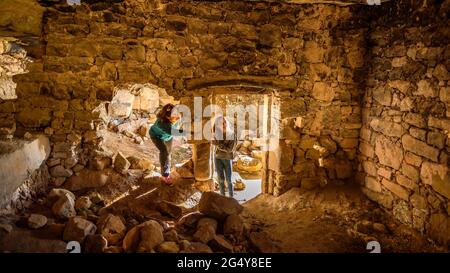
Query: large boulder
[
  {"left": 63, "top": 217, "right": 97, "bottom": 243},
  {"left": 52, "top": 194, "right": 76, "bottom": 219},
  {"left": 236, "top": 156, "right": 262, "bottom": 173},
  {"left": 28, "top": 214, "right": 47, "bottom": 229},
  {"left": 163, "top": 229, "right": 179, "bottom": 242},
  {"left": 64, "top": 169, "right": 110, "bottom": 191},
  {"left": 156, "top": 241, "right": 179, "bottom": 253},
  {"left": 47, "top": 188, "right": 75, "bottom": 204},
  {"left": 198, "top": 192, "right": 243, "bottom": 221},
  {"left": 123, "top": 220, "right": 163, "bottom": 252},
  {"left": 223, "top": 214, "right": 244, "bottom": 238},
  {"left": 156, "top": 201, "right": 183, "bottom": 219},
  {"left": 84, "top": 234, "right": 108, "bottom": 253},
  {"left": 138, "top": 220, "right": 164, "bottom": 252},
  {"left": 96, "top": 214, "right": 127, "bottom": 245},
  {"left": 193, "top": 218, "right": 218, "bottom": 244},
  {"left": 175, "top": 212, "right": 204, "bottom": 232},
  {"left": 184, "top": 242, "right": 213, "bottom": 253},
  {"left": 175, "top": 159, "right": 194, "bottom": 178},
  {"left": 127, "top": 156, "right": 154, "bottom": 170},
  {"left": 75, "top": 196, "right": 92, "bottom": 211},
  {"left": 114, "top": 152, "right": 130, "bottom": 173},
  {"left": 209, "top": 235, "right": 234, "bottom": 253},
  {"left": 108, "top": 89, "right": 134, "bottom": 118},
  {"left": 133, "top": 85, "right": 160, "bottom": 113}
]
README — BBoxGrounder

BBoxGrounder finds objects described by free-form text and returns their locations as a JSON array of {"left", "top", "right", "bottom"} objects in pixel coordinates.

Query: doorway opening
[
  {"left": 207, "top": 87, "right": 280, "bottom": 203},
  {"left": 98, "top": 83, "right": 192, "bottom": 175}
]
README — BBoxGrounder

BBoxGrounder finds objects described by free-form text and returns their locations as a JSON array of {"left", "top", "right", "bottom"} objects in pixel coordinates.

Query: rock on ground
[
  {"left": 84, "top": 234, "right": 108, "bottom": 253},
  {"left": 157, "top": 241, "right": 179, "bottom": 253},
  {"left": 198, "top": 192, "right": 243, "bottom": 221},
  {"left": 138, "top": 220, "right": 164, "bottom": 252},
  {"left": 193, "top": 217, "right": 218, "bottom": 244},
  {"left": 52, "top": 194, "right": 76, "bottom": 219},
  {"left": 27, "top": 214, "right": 47, "bottom": 229},
  {"left": 114, "top": 152, "right": 130, "bottom": 173},
  {"left": 156, "top": 201, "right": 183, "bottom": 219},
  {"left": 123, "top": 220, "right": 163, "bottom": 252},
  {"left": 64, "top": 169, "right": 110, "bottom": 191},
  {"left": 75, "top": 196, "right": 92, "bottom": 211},
  {"left": 209, "top": 235, "right": 234, "bottom": 253},
  {"left": 96, "top": 213, "right": 126, "bottom": 245},
  {"left": 47, "top": 188, "right": 75, "bottom": 204},
  {"left": 223, "top": 214, "right": 244, "bottom": 238},
  {"left": 63, "top": 217, "right": 97, "bottom": 243}
]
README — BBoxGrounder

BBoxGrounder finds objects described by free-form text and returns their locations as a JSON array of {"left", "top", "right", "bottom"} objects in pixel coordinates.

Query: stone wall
[
  {"left": 0, "top": 39, "right": 30, "bottom": 139},
  {"left": 0, "top": 135, "right": 51, "bottom": 214},
  {"left": 358, "top": 0, "right": 450, "bottom": 245},
  {"left": 11, "top": 0, "right": 368, "bottom": 194}
]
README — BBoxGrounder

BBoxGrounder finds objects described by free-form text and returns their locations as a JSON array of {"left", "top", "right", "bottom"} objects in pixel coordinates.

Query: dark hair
[{"left": 157, "top": 103, "right": 175, "bottom": 123}]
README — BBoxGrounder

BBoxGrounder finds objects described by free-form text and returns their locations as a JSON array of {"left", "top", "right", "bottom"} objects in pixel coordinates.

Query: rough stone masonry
[{"left": 0, "top": 0, "right": 448, "bottom": 247}]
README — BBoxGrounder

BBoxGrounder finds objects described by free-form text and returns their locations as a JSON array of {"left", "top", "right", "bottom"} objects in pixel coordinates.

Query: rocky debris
[
  {"left": 46, "top": 223, "right": 66, "bottom": 238},
  {"left": 175, "top": 160, "right": 194, "bottom": 178},
  {"left": 123, "top": 220, "right": 164, "bottom": 252},
  {"left": 104, "top": 246, "right": 123, "bottom": 253},
  {"left": 163, "top": 229, "right": 179, "bottom": 242},
  {"left": 234, "top": 179, "right": 246, "bottom": 191},
  {"left": 89, "top": 157, "right": 111, "bottom": 171},
  {"left": 109, "top": 89, "right": 135, "bottom": 118},
  {"left": 157, "top": 241, "right": 179, "bottom": 253},
  {"left": 84, "top": 234, "right": 108, "bottom": 253},
  {"left": 178, "top": 239, "right": 191, "bottom": 251},
  {"left": 63, "top": 217, "right": 97, "bottom": 243},
  {"left": 88, "top": 192, "right": 105, "bottom": 206},
  {"left": 176, "top": 212, "right": 205, "bottom": 233},
  {"left": 27, "top": 214, "right": 47, "bottom": 229},
  {"left": 0, "top": 223, "right": 13, "bottom": 233},
  {"left": 96, "top": 214, "right": 126, "bottom": 245},
  {"left": 236, "top": 155, "right": 262, "bottom": 173},
  {"left": 137, "top": 125, "right": 149, "bottom": 138},
  {"left": 127, "top": 156, "right": 154, "bottom": 170},
  {"left": 48, "top": 188, "right": 75, "bottom": 204},
  {"left": 209, "top": 235, "right": 234, "bottom": 253},
  {"left": 198, "top": 192, "right": 244, "bottom": 221},
  {"left": 193, "top": 217, "right": 218, "bottom": 244},
  {"left": 223, "top": 214, "right": 244, "bottom": 238},
  {"left": 373, "top": 223, "right": 387, "bottom": 233},
  {"left": 75, "top": 196, "right": 92, "bottom": 211},
  {"left": 156, "top": 201, "right": 183, "bottom": 219},
  {"left": 52, "top": 193, "right": 76, "bottom": 219},
  {"left": 49, "top": 165, "right": 73, "bottom": 178},
  {"left": 248, "top": 231, "right": 280, "bottom": 253},
  {"left": 114, "top": 152, "right": 130, "bottom": 173},
  {"left": 184, "top": 242, "right": 213, "bottom": 253},
  {"left": 64, "top": 169, "right": 110, "bottom": 191},
  {"left": 138, "top": 220, "right": 165, "bottom": 252}
]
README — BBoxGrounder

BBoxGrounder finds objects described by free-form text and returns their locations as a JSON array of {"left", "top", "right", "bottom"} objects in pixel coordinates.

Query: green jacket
[{"left": 149, "top": 119, "right": 182, "bottom": 141}]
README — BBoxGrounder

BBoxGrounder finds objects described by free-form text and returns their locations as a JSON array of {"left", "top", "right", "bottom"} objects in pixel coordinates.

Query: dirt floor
[
  {"left": 0, "top": 131, "right": 447, "bottom": 253},
  {"left": 102, "top": 130, "right": 192, "bottom": 170},
  {"left": 1, "top": 172, "right": 446, "bottom": 253},
  {"left": 242, "top": 185, "right": 445, "bottom": 253}
]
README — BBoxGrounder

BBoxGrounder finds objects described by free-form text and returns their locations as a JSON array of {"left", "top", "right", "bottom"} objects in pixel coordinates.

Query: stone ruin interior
[{"left": 0, "top": 0, "right": 449, "bottom": 253}]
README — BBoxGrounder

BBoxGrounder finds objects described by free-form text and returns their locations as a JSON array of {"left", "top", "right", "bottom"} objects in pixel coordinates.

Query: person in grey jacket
[{"left": 212, "top": 116, "right": 237, "bottom": 197}]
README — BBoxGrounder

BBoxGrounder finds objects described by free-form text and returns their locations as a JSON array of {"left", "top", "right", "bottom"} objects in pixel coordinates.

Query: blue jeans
[
  {"left": 151, "top": 137, "right": 172, "bottom": 177},
  {"left": 215, "top": 158, "right": 233, "bottom": 197}
]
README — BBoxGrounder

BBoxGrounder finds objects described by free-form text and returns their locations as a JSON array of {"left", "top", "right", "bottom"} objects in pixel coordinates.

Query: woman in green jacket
[{"left": 149, "top": 103, "right": 182, "bottom": 185}]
